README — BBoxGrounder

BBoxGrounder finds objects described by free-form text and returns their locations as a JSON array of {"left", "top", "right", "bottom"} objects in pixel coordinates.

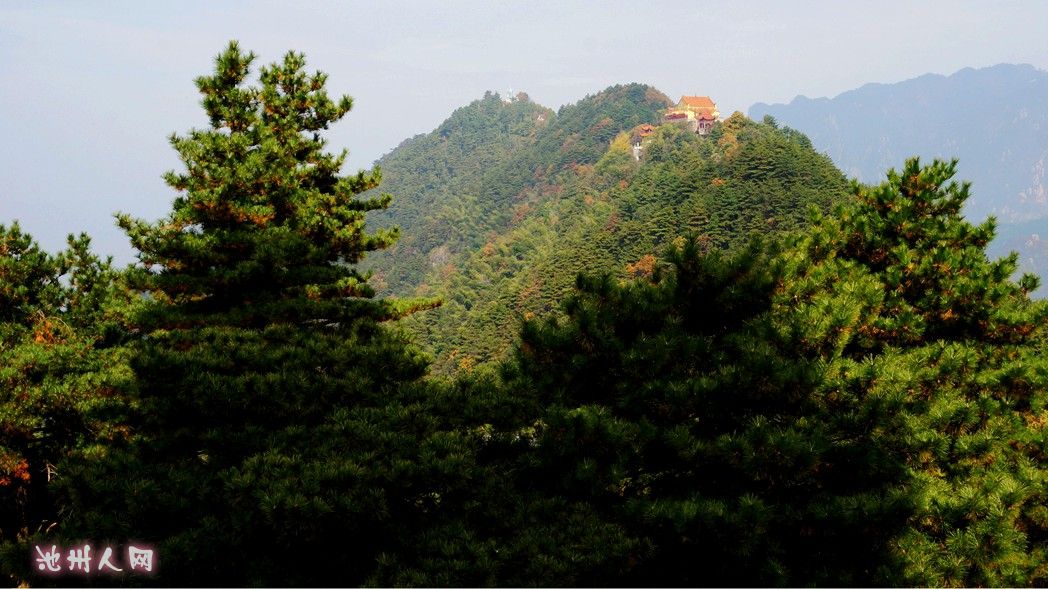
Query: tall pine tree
[
  {"left": 55, "top": 42, "right": 475, "bottom": 585},
  {"left": 776, "top": 158, "right": 1048, "bottom": 585}
]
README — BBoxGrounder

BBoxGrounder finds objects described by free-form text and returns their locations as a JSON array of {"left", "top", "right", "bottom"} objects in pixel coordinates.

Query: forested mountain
[
  {"left": 749, "top": 64, "right": 1048, "bottom": 289},
  {"left": 364, "top": 85, "right": 671, "bottom": 295},
  {"left": 361, "top": 92, "right": 554, "bottom": 294},
  {"left": 6, "top": 43, "right": 1048, "bottom": 586},
  {"left": 367, "top": 92, "right": 848, "bottom": 371}
]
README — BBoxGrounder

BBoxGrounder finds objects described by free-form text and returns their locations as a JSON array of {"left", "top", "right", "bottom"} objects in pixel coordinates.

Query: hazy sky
[{"left": 3, "top": 0, "right": 1047, "bottom": 262}]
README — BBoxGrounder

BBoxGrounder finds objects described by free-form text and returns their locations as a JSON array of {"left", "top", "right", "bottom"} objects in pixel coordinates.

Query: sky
[{"left": 2, "top": 0, "right": 1047, "bottom": 263}]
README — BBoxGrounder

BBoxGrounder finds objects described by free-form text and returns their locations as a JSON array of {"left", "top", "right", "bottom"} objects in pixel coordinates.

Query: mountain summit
[{"left": 364, "top": 87, "right": 847, "bottom": 371}]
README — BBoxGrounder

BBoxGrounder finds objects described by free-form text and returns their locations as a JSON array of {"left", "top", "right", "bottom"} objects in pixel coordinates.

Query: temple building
[
  {"left": 663, "top": 95, "right": 720, "bottom": 135},
  {"left": 630, "top": 124, "right": 657, "bottom": 161}
]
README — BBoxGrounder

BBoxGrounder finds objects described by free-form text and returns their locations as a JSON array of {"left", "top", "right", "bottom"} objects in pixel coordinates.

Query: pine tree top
[
  {"left": 790, "top": 157, "right": 1046, "bottom": 349},
  {"left": 117, "top": 42, "right": 431, "bottom": 328}
]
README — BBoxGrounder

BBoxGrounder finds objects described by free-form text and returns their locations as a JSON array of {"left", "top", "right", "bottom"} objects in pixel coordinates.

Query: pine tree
[
  {"left": 56, "top": 42, "right": 464, "bottom": 585},
  {"left": 499, "top": 158, "right": 1048, "bottom": 585},
  {"left": 501, "top": 236, "right": 888, "bottom": 586},
  {"left": 0, "top": 225, "right": 132, "bottom": 581},
  {"left": 777, "top": 158, "right": 1048, "bottom": 585},
  {"left": 117, "top": 42, "right": 408, "bottom": 327}
]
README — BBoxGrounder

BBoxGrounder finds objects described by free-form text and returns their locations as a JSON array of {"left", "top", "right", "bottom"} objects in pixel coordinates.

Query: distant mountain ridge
[{"left": 750, "top": 63, "right": 1048, "bottom": 223}]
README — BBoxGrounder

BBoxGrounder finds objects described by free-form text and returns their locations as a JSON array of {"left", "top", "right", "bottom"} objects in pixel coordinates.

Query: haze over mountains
[
  {"left": 749, "top": 64, "right": 1048, "bottom": 280},
  {"left": 750, "top": 63, "right": 1048, "bottom": 222}
]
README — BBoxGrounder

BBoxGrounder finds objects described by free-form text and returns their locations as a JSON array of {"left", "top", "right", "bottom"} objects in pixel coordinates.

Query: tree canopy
[
  {"left": 3, "top": 41, "right": 1048, "bottom": 587},
  {"left": 487, "top": 158, "right": 1048, "bottom": 586}
]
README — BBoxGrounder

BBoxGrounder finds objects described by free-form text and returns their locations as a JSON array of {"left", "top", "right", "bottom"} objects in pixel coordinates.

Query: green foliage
[
  {"left": 363, "top": 91, "right": 554, "bottom": 295},
  {"left": 0, "top": 225, "right": 132, "bottom": 578},
  {"left": 779, "top": 158, "right": 1048, "bottom": 585},
  {"left": 409, "top": 115, "right": 848, "bottom": 373},
  {"left": 498, "top": 237, "right": 901, "bottom": 585},
  {"left": 490, "top": 157, "right": 1048, "bottom": 585},
  {"left": 5, "top": 42, "right": 1048, "bottom": 586},
  {"left": 50, "top": 42, "right": 456, "bottom": 585},
  {"left": 115, "top": 42, "right": 418, "bottom": 328},
  {"left": 364, "top": 84, "right": 671, "bottom": 300}
]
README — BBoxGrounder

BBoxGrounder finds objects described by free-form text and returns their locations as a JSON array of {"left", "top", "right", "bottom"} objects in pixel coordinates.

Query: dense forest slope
[
  {"left": 364, "top": 85, "right": 672, "bottom": 295},
  {"left": 362, "top": 92, "right": 554, "bottom": 294},
  {"left": 365, "top": 88, "right": 849, "bottom": 372}
]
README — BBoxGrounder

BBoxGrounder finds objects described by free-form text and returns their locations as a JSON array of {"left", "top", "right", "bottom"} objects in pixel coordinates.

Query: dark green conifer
[
  {"left": 780, "top": 158, "right": 1048, "bottom": 585},
  {"left": 57, "top": 42, "right": 458, "bottom": 585},
  {"left": 501, "top": 158, "right": 1048, "bottom": 586}
]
